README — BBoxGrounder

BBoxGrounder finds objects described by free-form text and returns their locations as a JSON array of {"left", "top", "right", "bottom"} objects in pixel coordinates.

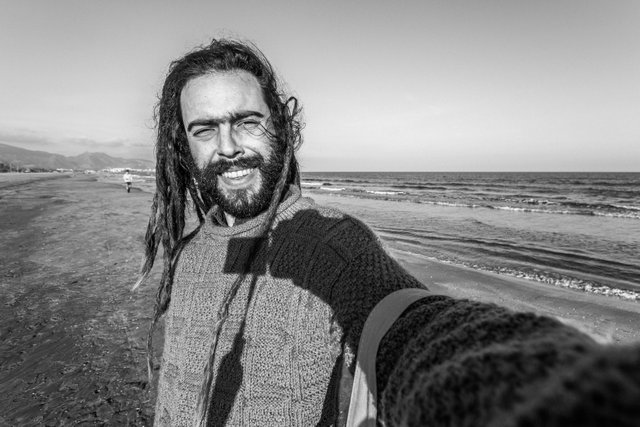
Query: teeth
[{"left": 222, "top": 168, "right": 253, "bottom": 179}]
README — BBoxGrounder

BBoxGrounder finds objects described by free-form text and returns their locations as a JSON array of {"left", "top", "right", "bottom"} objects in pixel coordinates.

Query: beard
[{"left": 193, "top": 145, "right": 285, "bottom": 219}]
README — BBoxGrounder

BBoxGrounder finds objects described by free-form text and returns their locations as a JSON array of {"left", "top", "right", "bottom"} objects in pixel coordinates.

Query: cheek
[
  {"left": 187, "top": 140, "right": 209, "bottom": 168},
  {"left": 247, "top": 136, "right": 275, "bottom": 160}
]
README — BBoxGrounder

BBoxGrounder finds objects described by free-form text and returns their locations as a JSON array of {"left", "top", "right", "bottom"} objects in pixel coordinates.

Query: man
[
  {"left": 123, "top": 169, "right": 133, "bottom": 193},
  {"left": 136, "top": 39, "right": 640, "bottom": 426}
]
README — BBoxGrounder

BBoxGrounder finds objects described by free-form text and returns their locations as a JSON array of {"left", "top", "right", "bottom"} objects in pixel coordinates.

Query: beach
[
  {"left": 1, "top": 173, "right": 639, "bottom": 425},
  {"left": 1, "top": 173, "right": 159, "bottom": 425},
  {"left": 307, "top": 191, "right": 640, "bottom": 342},
  {"left": 301, "top": 172, "right": 640, "bottom": 300}
]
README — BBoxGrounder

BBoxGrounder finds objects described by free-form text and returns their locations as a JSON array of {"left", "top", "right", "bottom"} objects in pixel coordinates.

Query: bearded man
[{"left": 136, "top": 39, "right": 640, "bottom": 427}]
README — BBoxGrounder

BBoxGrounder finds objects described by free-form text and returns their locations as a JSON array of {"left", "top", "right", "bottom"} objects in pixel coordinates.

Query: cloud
[
  {"left": 0, "top": 130, "right": 52, "bottom": 146},
  {"left": 0, "top": 128, "right": 154, "bottom": 160}
]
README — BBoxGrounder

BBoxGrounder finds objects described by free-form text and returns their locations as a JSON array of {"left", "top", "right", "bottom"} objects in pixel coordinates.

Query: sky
[{"left": 0, "top": 0, "right": 638, "bottom": 171}]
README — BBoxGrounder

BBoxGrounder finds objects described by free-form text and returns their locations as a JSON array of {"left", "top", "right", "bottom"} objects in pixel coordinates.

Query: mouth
[
  {"left": 220, "top": 168, "right": 254, "bottom": 179},
  {"left": 217, "top": 167, "right": 260, "bottom": 189}
]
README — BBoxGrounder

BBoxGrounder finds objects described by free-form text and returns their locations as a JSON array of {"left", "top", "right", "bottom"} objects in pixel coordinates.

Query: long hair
[{"left": 133, "top": 39, "right": 303, "bottom": 419}]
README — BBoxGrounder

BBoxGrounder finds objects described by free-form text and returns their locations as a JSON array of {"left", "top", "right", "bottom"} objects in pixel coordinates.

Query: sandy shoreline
[
  {"left": 1, "top": 174, "right": 639, "bottom": 424},
  {"left": 308, "top": 190, "right": 640, "bottom": 343},
  {"left": 394, "top": 250, "right": 640, "bottom": 342}
]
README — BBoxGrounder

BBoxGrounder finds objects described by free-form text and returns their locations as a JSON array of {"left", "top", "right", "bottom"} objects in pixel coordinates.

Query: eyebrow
[{"left": 186, "top": 110, "right": 265, "bottom": 132}]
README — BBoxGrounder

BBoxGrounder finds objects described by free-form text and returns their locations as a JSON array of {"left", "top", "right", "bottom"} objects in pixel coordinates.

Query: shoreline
[
  {"left": 306, "top": 190, "right": 640, "bottom": 342},
  {"left": 305, "top": 188, "right": 640, "bottom": 302},
  {"left": 392, "top": 249, "right": 640, "bottom": 343}
]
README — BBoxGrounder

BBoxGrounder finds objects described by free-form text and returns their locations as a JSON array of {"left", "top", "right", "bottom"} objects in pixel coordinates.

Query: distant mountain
[{"left": 0, "top": 143, "right": 154, "bottom": 171}]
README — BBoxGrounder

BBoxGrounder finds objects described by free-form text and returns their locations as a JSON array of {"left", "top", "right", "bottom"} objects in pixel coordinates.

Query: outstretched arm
[{"left": 377, "top": 296, "right": 640, "bottom": 426}]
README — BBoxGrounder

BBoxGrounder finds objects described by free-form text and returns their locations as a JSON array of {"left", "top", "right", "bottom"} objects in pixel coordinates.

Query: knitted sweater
[{"left": 154, "top": 186, "right": 421, "bottom": 426}]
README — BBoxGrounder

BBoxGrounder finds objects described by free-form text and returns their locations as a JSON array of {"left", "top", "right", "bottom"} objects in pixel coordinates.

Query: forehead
[{"left": 180, "top": 70, "right": 268, "bottom": 122}]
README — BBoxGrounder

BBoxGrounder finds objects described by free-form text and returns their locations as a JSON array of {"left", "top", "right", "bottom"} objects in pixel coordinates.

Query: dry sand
[{"left": 1, "top": 174, "right": 639, "bottom": 425}]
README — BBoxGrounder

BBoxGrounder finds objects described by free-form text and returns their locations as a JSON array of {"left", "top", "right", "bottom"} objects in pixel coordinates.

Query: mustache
[{"left": 198, "top": 154, "right": 265, "bottom": 180}]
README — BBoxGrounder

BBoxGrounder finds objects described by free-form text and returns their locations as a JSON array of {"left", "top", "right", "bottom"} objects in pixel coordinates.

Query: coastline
[
  {"left": 1, "top": 173, "right": 639, "bottom": 424},
  {"left": 307, "top": 190, "right": 640, "bottom": 343},
  {"left": 393, "top": 249, "right": 640, "bottom": 343},
  {"left": 300, "top": 174, "right": 640, "bottom": 301}
]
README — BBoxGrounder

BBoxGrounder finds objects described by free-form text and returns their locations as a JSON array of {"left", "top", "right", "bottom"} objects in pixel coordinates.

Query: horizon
[
  {"left": 3, "top": 141, "right": 640, "bottom": 174},
  {"left": 1, "top": 0, "right": 639, "bottom": 172}
]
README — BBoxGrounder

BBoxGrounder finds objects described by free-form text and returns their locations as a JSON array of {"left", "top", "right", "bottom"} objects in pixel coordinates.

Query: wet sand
[
  {"left": 0, "top": 174, "right": 159, "bottom": 425},
  {"left": 1, "top": 174, "right": 639, "bottom": 425}
]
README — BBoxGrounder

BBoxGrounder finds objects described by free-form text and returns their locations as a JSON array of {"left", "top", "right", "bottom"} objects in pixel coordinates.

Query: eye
[
  {"left": 236, "top": 119, "right": 261, "bottom": 130},
  {"left": 193, "top": 127, "right": 216, "bottom": 137}
]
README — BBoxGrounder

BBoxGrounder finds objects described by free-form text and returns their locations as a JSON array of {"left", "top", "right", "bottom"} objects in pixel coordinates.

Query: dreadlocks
[{"left": 132, "top": 40, "right": 303, "bottom": 409}]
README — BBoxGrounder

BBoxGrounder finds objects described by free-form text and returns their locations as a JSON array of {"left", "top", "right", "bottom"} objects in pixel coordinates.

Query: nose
[{"left": 217, "top": 124, "right": 243, "bottom": 159}]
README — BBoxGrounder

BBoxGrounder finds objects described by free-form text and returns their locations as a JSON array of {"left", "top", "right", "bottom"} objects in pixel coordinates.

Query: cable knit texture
[
  {"left": 154, "top": 186, "right": 422, "bottom": 426},
  {"left": 377, "top": 297, "right": 640, "bottom": 426}
]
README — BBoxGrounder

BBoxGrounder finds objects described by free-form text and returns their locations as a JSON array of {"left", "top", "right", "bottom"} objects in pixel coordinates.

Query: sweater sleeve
[
  {"left": 377, "top": 295, "right": 640, "bottom": 426},
  {"left": 326, "top": 217, "right": 425, "bottom": 367}
]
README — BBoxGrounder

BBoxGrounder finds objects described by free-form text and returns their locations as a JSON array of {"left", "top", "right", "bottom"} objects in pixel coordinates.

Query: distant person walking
[{"left": 123, "top": 170, "right": 133, "bottom": 193}]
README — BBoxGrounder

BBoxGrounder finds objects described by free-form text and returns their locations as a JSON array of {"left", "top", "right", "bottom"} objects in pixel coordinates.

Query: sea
[{"left": 300, "top": 172, "right": 640, "bottom": 302}]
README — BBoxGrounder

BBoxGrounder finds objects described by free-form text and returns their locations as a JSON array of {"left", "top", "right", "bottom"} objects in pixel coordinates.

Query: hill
[{"left": 0, "top": 143, "right": 154, "bottom": 171}]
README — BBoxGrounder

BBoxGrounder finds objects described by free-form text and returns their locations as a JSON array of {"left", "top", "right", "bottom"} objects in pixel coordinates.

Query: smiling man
[
  {"left": 137, "top": 39, "right": 640, "bottom": 427},
  {"left": 135, "top": 39, "right": 428, "bottom": 426}
]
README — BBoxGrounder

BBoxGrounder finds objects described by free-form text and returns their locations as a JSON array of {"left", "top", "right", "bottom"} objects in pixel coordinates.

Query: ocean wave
[
  {"left": 304, "top": 177, "right": 365, "bottom": 184},
  {"left": 613, "top": 204, "right": 640, "bottom": 211},
  {"left": 484, "top": 266, "right": 640, "bottom": 302},
  {"left": 307, "top": 187, "right": 640, "bottom": 219},
  {"left": 428, "top": 201, "right": 483, "bottom": 208},
  {"left": 588, "top": 180, "right": 640, "bottom": 187},
  {"left": 489, "top": 205, "right": 640, "bottom": 219},
  {"left": 308, "top": 180, "right": 640, "bottom": 204},
  {"left": 366, "top": 190, "right": 406, "bottom": 195},
  {"left": 302, "top": 173, "right": 640, "bottom": 219},
  {"left": 394, "top": 249, "right": 640, "bottom": 302},
  {"left": 484, "top": 196, "right": 557, "bottom": 205},
  {"left": 564, "top": 201, "right": 629, "bottom": 210},
  {"left": 592, "top": 211, "right": 640, "bottom": 219},
  {"left": 390, "top": 184, "right": 448, "bottom": 190},
  {"left": 490, "top": 206, "right": 572, "bottom": 214},
  {"left": 562, "top": 201, "right": 640, "bottom": 218}
]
